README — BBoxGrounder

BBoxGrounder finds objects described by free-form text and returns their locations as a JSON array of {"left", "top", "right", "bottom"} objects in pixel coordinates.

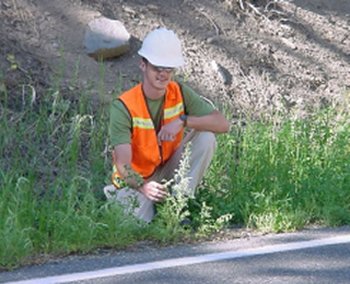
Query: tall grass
[
  {"left": 0, "top": 85, "right": 142, "bottom": 269},
  {"left": 204, "top": 106, "right": 350, "bottom": 233},
  {"left": 1, "top": 75, "right": 350, "bottom": 269}
]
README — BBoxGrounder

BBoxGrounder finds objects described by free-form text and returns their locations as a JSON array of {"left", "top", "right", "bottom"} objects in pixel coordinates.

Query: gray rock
[{"left": 84, "top": 17, "right": 130, "bottom": 60}]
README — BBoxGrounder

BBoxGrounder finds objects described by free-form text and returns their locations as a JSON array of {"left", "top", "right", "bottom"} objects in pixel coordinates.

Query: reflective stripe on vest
[
  {"left": 133, "top": 117, "right": 154, "bottom": 129},
  {"left": 118, "top": 81, "right": 185, "bottom": 178}
]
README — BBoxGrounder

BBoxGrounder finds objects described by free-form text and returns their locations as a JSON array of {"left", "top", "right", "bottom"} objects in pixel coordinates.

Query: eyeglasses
[{"left": 148, "top": 62, "right": 175, "bottom": 73}]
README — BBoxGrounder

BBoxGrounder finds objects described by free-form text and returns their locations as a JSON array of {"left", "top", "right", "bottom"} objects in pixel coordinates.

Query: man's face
[{"left": 141, "top": 59, "right": 175, "bottom": 92}]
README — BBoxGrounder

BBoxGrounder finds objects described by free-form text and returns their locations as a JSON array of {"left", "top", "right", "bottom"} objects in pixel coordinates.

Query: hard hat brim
[{"left": 138, "top": 50, "right": 185, "bottom": 68}]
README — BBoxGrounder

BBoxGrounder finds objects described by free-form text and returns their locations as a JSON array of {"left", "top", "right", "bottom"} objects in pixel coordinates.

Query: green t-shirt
[{"left": 109, "top": 82, "right": 215, "bottom": 147}]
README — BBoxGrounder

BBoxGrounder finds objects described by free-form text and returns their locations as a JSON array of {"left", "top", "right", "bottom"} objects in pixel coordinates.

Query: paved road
[{"left": 2, "top": 226, "right": 350, "bottom": 284}]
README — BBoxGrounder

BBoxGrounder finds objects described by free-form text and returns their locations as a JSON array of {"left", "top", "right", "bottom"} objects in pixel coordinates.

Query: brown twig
[
  {"left": 246, "top": 2, "right": 268, "bottom": 20},
  {"left": 238, "top": 0, "right": 245, "bottom": 10},
  {"left": 195, "top": 7, "right": 221, "bottom": 36}
]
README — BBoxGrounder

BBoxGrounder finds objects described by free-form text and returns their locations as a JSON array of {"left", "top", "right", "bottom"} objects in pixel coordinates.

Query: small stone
[
  {"left": 281, "top": 38, "right": 297, "bottom": 50},
  {"left": 146, "top": 4, "right": 158, "bottom": 11},
  {"left": 206, "top": 36, "right": 218, "bottom": 44},
  {"left": 122, "top": 5, "right": 137, "bottom": 16}
]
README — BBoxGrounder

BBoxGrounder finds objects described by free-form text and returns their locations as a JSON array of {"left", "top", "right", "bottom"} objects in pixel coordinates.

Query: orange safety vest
[{"left": 117, "top": 81, "right": 185, "bottom": 179}]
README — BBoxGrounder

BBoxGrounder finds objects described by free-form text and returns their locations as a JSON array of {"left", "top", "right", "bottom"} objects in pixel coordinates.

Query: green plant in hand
[{"left": 148, "top": 143, "right": 192, "bottom": 243}]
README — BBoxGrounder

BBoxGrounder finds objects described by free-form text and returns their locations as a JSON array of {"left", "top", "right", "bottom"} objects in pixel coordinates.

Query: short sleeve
[
  {"left": 109, "top": 99, "right": 132, "bottom": 147},
  {"left": 180, "top": 83, "right": 215, "bottom": 116}
]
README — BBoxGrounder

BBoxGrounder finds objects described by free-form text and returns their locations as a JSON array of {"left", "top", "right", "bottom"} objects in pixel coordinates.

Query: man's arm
[
  {"left": 112, "top": 144, "right": 142, "bottom": 189},
  {"left": 179, "top": 83, "right": 230, "bottom": 133},
  {"left": 112, "top": 144, "right": 168, "bottom": 202},
  {"left": 157, "top": 109, "right": 230, "bottom": 142},
  {"left": 185, "top": 109, "right": 230, "bottom": 133}
]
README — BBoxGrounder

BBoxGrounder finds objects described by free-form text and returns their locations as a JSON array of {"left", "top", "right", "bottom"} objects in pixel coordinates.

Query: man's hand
[
  {"left": 139, "top": 181, "right": 169, "bottom": 202},
  {"left": 157, "top": 118, "right": 183, "bottom": 144}
]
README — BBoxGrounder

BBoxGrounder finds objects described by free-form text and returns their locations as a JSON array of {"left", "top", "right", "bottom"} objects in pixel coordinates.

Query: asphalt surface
[{"left": 1, "top": 226, "right": 350, "bottom": 284}]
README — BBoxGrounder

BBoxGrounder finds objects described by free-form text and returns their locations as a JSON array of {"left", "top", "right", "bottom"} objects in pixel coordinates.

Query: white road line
[{"left": 5, "top": 234, "right": 350, "bottom": 284}]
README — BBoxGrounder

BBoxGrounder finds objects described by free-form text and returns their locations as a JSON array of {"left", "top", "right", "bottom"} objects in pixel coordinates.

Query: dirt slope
[{"left": 1, "top": 0, "right": 349, "bottom": 117}]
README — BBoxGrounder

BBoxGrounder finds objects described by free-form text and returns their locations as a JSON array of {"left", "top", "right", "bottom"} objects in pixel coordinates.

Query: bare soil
[{"left": 1, "top": 0, "right": 349, "bottom": 117}]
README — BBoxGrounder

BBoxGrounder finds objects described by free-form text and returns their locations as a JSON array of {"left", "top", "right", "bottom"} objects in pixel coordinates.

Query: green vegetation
[
  {"left": 1, "top": 73, "right": 350, "bottom": 269},
  {"left": 203, "top": 108, "right": 350, "bottom": 232}
]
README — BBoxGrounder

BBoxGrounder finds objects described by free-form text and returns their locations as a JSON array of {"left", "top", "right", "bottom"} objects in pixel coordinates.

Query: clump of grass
[
  {"left": 147, "top": 142, "right": 232, "bottom": 243},
  {"left": 0, "top": 81, "right": 142, "bottom": 269},
  {"left": 205, "top": 104, "right": 350, "bottom": 233}
]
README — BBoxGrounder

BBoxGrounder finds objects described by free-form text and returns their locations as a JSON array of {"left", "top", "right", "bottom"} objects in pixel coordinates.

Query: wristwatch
[{"left": 180, "top": 114, "right": 188, "bottom": 127}]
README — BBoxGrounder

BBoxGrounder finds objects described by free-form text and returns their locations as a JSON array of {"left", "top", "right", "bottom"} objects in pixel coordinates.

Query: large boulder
[{"left": 84, "top": 17, "right": 130, "bottom": 60}]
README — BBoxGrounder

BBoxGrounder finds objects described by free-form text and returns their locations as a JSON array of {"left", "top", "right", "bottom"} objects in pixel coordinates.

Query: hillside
[{"left": 1, "top": 0, "right": 349, "bottom": 117}]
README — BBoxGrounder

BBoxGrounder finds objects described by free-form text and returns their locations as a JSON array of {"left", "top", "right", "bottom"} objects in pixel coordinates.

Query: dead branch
[
  {"left": 238, "top": 0, "right": 245, "bottom": 10},
  {"left": 246, "top": 2, "right": 268, "bottom": 20},
  {"left": 265, "top": 0, "right": 278, "bottom": 11},
  {"left": 195, "top": 7, "right": 222, "bottom": 36}
]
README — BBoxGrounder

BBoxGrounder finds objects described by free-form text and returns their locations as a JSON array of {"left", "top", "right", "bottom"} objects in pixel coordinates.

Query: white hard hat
[{"left": 138, "top": 28, "right": 185, "bottom": 68}]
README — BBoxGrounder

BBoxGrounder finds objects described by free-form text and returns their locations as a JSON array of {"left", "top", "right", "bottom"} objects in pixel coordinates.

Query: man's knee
[
  {"left": 193, "top": 131, "right": 217, "bottom": 154},
  {"left": 104, "top": 184, "right": 118, "bottom": 200},
  {"left": 103, "top": 184, "right": 155, "bottom": 223}
]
